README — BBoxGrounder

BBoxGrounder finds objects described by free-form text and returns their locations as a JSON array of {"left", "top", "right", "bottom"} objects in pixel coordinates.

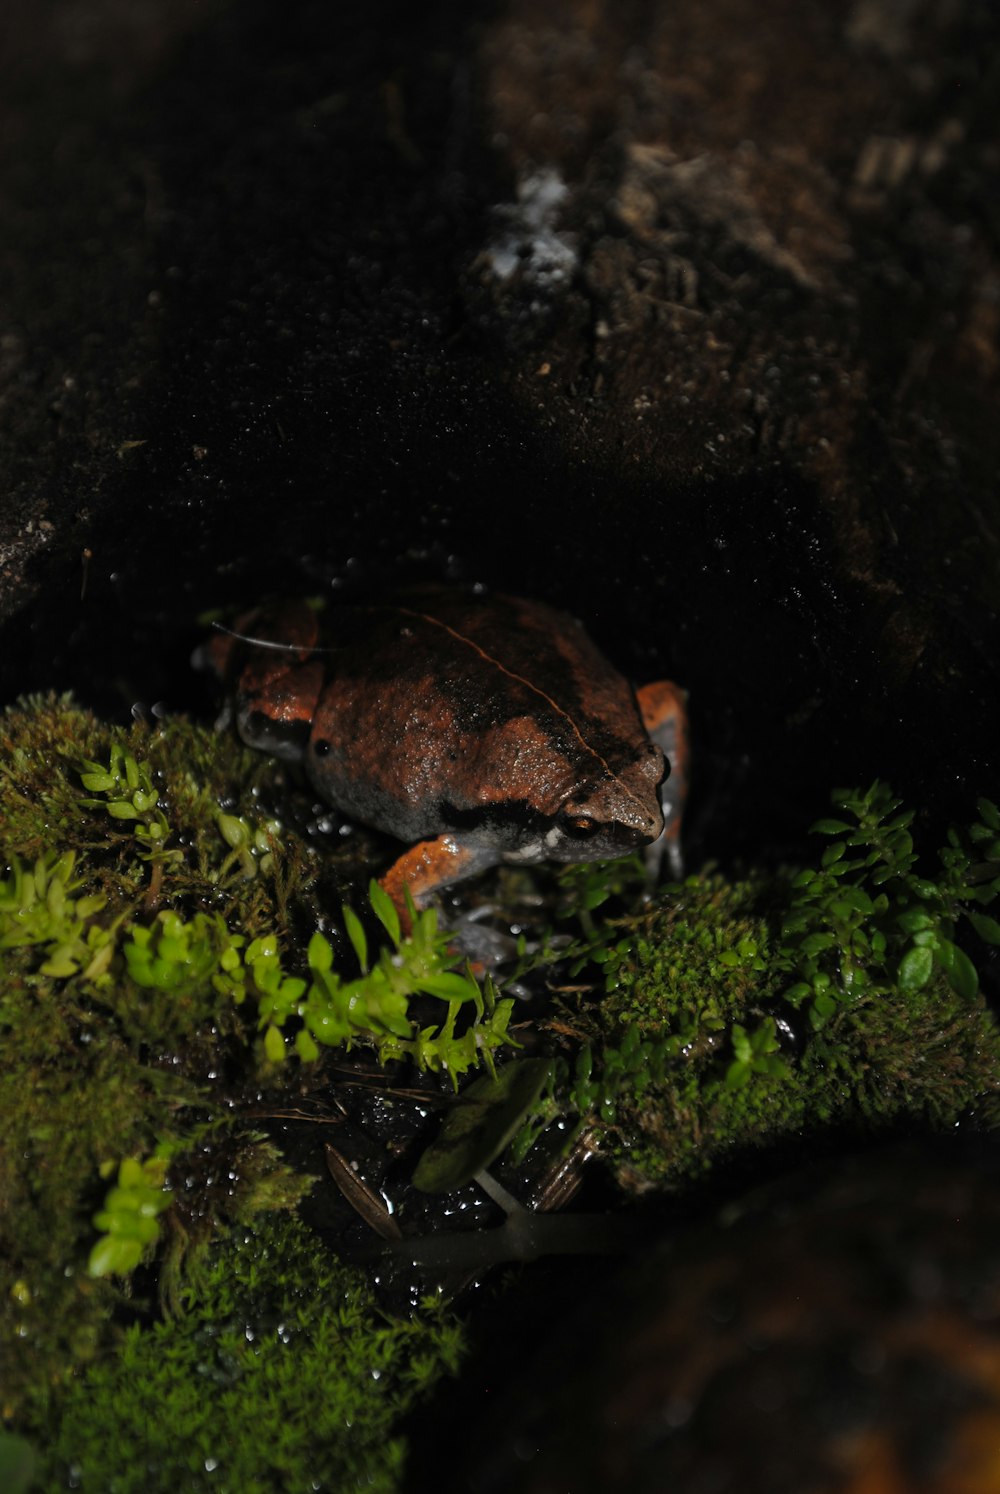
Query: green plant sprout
[
  {"left": 89, "top": 1150, "right": 175, "bottom": 1278},
  {"left": 123, "top": 909, "right": 236, "bottom": 994},
  {"left": 78, "top": 743, "right": 173, "bottom": 855},
  {"left": 0, "top": 850, "right": 116, "bottom": 980},
  {"left": 78, "top": 742, "right": 185, "bottom": 905},
  {"left": 215, "top": 810, "right": 280, "bottom": 880},
  {"left": 245, "top": 883, "right": 518, "bottom": 1081},
  {"left": 724, "top": 1017, "right": 790, "bottom": 1090},
  {"left": 79, "top": 880, "right": 518, "bottom": 1084}
]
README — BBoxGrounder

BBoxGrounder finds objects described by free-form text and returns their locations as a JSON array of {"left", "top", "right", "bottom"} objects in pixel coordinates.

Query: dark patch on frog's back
[{"left": 323, "top": 591, "right": 648, "bottom": 771}]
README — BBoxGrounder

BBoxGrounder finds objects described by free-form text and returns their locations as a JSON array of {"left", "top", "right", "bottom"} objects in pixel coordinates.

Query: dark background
[{"left": 2, "top": 0, "right": 998, "bottom": 867}]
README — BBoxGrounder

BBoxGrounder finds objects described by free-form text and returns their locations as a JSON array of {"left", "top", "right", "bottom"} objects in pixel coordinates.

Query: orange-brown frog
[{"left": 204, "top": 589, "right": 688, "bottom": 922}]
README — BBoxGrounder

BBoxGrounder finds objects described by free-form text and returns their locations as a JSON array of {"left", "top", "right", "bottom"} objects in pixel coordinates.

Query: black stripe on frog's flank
[{"left": 437, "top": 798, "right": 551, "bottom": 836}]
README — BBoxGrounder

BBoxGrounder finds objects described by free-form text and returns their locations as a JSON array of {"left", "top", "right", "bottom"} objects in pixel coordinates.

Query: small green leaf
[
  {"left": 417, "top": 972, "right": 482, "bottom": 1002},
  {"left": 977, "top": 798, "right": 1000, "bottom": 831},
  {"left": 264, "top": 1025, "right": 286, "bottom": 1063},
  {"left": 118, "top": 1157, "right": 145, "bottom": 1189},
  {"left": 106, "top": 801, "right": 140, "bottom": 820},
  {"left": 896, "top": 908, "right": 935, "bottom": 934},
  {"left": 79, "top": 771, "right": 116, "bottom": 792},
  {"left": 88, "top": 1235, "right": 143, "bottom": 1278},
  {"left": 800, "top": 931, "right": 836, "bottom": 956},
  {"left": 341, "top": 904, "right": 368, "bottom": 971},
  {"left": 935, "top": 940, "right": 979, "bottom": 1001},
  {"left": 730, "top": 1023, "right": 751, "bottom": 1063},
  {"left": 809, "top": 990, "right": 837, "bottom": 1029},
  {"left": 725, "top": 1060, "right": 750, "bottom": 1090},
  {"left": 368, "top": 879, "right": 401, "bottom": 946},
  {"left": 413, "top": 1059, "right": 553, "bottom": 1193},
  {"left": 898, "top": 945, "right": 933, "bottom": 991},
  {"left": 295, "top": 1028, "right": 320, "bottom": 1062},
  {"left": 217, "top": 813, "right": 249, "bottom": 849},
  {"left": 967, "top": 910, "right": 1000, "bottom": 947},
  {"left": 307, "top": 930, "right": 333, "bottom": 972}
]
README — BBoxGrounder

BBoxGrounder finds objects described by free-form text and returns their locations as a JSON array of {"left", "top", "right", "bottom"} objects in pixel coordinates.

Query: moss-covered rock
[
  {"left": 0, "top": 698, "right": 328, "bottom": 1421},
  {"left": 576, "top": 873, "right": 1000, "bottom": 1189},
  {"left": 32, "top": 1212, "right": 463, "bottom": 1494},
  {"left": 0, "top": 695, "right": 490, "bottom": 1428},
  {"left": 548, "top": 785, "right": 1000, "bottom": 1190}
]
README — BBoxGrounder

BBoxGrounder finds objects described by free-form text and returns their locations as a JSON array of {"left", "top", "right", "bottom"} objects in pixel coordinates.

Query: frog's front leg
[
  {"left": 379, "top": 836, "right": 503, "bottom": 932},
  {"left": 636, "top": 679, "right": 690, "bottom": 881}
]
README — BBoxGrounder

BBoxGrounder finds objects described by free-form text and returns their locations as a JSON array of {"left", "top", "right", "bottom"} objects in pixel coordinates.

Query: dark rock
[{"left": 453, "top": 1141, "right": 1000, "bottom": 1494}]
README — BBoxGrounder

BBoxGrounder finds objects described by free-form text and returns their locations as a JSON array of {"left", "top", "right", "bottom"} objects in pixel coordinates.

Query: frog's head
[{"left": 544, "top": 741, "right": 667, "bottom": 862}]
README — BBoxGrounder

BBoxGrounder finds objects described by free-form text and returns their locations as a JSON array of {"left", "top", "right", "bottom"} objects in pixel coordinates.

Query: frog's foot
[
  {"left": 379, "top": 836, "right": 502, "bottom": 935},
  {"left": 636, "top": 679, "right": 690, "bottom": 882},
  {"left": 446, "top": 906, "right": 522, "bottom": 969}
]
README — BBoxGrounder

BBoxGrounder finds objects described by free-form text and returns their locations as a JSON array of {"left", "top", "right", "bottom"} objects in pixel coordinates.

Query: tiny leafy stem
[
  {"left": 88, "top": 1147, "right": 176, "bottom": 1278},
  {"left": 1, "top": 850, "right": 515, "bottom": 1083},
  {"left": 77, "top": 743, "right": 183, "bottom": 906},
  {"left": 778, "top": 784, "right": 1000, "bottom": 1028},
  {"left": 234, "top": 883, "right": 518, "bottom": 1084},
  {"left": 0, "top": 851, "right": 120, "bottom": 982}
]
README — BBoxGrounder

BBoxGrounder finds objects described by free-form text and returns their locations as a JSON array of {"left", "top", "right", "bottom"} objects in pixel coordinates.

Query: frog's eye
[{"left": 559, "top": 811, "right": 599, "bottom": 838}]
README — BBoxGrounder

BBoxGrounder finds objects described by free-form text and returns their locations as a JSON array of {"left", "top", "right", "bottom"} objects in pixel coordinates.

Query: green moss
[
  {"left": 0, "top": 699, "right": 316, "bottom": 1420},
  {"left": 32, "top": 1212, "right": 464, "bottom": 1494},
  {"left": 545, "top": 788, "right": 1000, "bottom": 1190},
  {"left": 586, "top": 876, "right": 1000, "bottom": 1188}
]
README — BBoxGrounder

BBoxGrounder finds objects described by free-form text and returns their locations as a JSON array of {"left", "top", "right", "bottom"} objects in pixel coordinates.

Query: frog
[{"left": 203, "top": 588, "right": 688, "bottom": 924}]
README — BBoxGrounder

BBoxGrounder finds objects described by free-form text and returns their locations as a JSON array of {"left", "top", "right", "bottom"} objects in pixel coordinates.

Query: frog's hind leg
[
  {"left": 380, "top": 836, "right": 502, "bottom": 933},
  {"left": 636, "top": 679, "right": 689, "bottom": 881}
]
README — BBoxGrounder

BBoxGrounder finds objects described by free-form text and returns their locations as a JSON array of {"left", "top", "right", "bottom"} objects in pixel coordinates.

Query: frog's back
[{"left": 327, "top": 589, "right": 646, "bottom": 762}]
